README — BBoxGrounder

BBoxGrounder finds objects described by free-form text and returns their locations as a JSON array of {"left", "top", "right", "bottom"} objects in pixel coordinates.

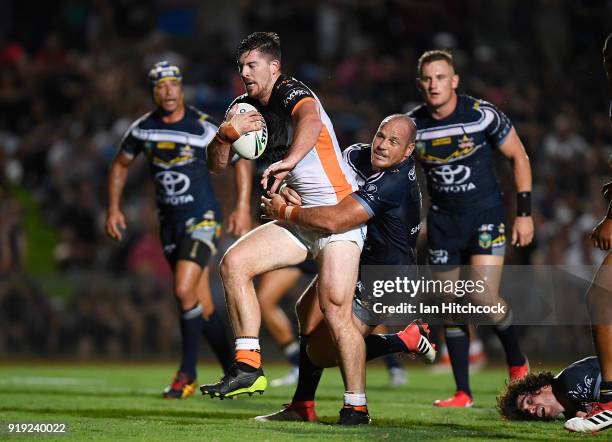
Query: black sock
[
  {"left": 600, "top": 380, "right": 612, "bottom": 404},
  {"left": 365, "top": 334, "right": 407, "bottom": 360},
  {"left": 178, "top": 304, "right": 204, "bottom": 378},
  {"left": 236, "top": 361, "right": 258, "bottom": 373},
  {"left": 383, "top": 354, "right": 403, "bottom": 370},
  {"left": 445, "top": 325, "right": 471, "bottom": 396},
  {"left": 282, "top": 340, "right": 300, "bottom": 367},
  {"left": 292, "top": 336, "right": 323, "bottom": 402},
  {"left": 201, "top": 311, "right": 234, "bottom": 373},
  {"left": 493, "top": 311, "right": 526, "bottom": 367}
]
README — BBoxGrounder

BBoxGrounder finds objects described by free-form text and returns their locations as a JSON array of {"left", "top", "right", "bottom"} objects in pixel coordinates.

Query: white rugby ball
[{"left": 231, "top": 102, "right": 267, "bottom": 160}]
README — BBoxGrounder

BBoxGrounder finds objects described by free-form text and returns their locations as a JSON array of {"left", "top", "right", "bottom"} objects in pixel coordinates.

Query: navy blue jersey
[
  {"left": 408, "top": 95, "right": 513, "bottom": 212},
  {"left": 552, "top": 356, "right": 601, "bottom": 418},
  {"left": 227, "top": 74, "right": 315, "bottom": 165},
  {"left": 344, "top": 144, "right": 421, "bottom": 265},
  {"left": 119, "top": 106, "right": 221, "bottom": 217}
]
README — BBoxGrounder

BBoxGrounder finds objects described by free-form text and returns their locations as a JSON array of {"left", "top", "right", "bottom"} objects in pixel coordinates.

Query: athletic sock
[
  {"left": 201, "top": 311, "right": 234, "bottom": 373},
  {"left": 292, "top": 336, "right": 323, "bottom": 402},
  {"left": 344, "top": 392, "right": 367, "bottom": 407},
  {"left": 383, "top": 354, "right": 403, "bottom": 370},
  {"left": 235, "top": 337, "right": 261, "bottom": 369},
  {"left": 493, "top": 310, "right": 526, "bottom": 367},
  {"left": 178, "top": 304, "right": 204, "bottom": 378},
  {"left": 600, "top": 380, "right": 612, "bottom": 404},
  {"left": 445, "top": 325, "right": 471, "bottom": 397},
  {"left": 364, "top": 333, "right": 407, "bottom": 360},
  {"left": 282, "top": 340, "right": 300, "bottom": 367}
]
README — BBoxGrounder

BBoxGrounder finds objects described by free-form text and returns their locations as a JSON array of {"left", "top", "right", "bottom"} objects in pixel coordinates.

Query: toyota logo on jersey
[
  {"left": 155, "top": 171, "right": 194, "bottom": 205},
  {"left": 429, "top": 165, "right": 475, "bottom": 192},
  {"left": 431, "top": 165, "right": 471, "bottom": 185}
]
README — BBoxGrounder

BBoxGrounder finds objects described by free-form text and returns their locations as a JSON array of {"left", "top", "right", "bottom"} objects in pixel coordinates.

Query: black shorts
[
  {"left": 293, "top": 259, "right": 318, "bottom": 275},
  {"left": 426, "top": 205, "right": 506, "bottom": 267},
  {"left": 160, "top": 211, "right": 221, "bottom": 268}
]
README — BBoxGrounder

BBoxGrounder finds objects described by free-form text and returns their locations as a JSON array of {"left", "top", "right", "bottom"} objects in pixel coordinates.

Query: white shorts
[{"left": 279, "top": 222, "right": 366, "bottom": 259}]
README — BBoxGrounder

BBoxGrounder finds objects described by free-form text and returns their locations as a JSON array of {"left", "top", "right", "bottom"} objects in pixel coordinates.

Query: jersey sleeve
[
  {"left": 276, "top": 77, "right": 315, "bottom": 116},
  {"left": 481, "top": 100, "right": 513, "bottom": 148},
  {"left": 352, "top": 173, "right": 401, "bottom": 218},
  {"left": 118, "top": 122, "right": 143, "bottom": 158},
  {"left": 198, "top": 117, "right": 219, "bottom": 145}
]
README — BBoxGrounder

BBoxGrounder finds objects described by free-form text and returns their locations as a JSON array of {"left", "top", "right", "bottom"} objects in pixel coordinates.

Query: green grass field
[{"left": 0, "top": 363, "right": 598, "bottom": 441}]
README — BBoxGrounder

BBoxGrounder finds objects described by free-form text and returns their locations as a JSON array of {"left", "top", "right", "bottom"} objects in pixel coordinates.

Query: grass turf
[{"left": 0, "top": 363, "right": 596, "bottom": 441}]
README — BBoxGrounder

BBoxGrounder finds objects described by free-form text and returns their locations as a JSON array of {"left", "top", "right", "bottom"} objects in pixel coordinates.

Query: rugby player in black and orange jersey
[
  {"left": 408, "top": 50, "right": 532, "bottom": 407},
  {"left": 563, "top": 33, "right": 612, "bottom": 434},
  {"left": 105, "top": 62, "right": 252, "bottom": 399},
  {"left": 201, "top": 32, "right": 369, "bottom": 418}
]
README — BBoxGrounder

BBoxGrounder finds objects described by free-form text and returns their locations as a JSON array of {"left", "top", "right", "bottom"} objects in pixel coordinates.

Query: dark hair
[
  {"left": 236, "top": 32, "right": 281, "bottom": 62},
  {"left": 417, "top": 50, "right": 454, "bottom": 76},
  {"left": 496, "top": 371, "right": 556, "bottom": 421}
]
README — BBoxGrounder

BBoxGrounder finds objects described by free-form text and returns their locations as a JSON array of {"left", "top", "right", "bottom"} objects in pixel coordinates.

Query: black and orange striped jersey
[{"left": 227, "top": 74, "right": 357, "bottom": 207}]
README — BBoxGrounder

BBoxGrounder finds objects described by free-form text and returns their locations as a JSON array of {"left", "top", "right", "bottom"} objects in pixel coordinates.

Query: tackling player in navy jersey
[
  {"left": 563, "top": 33, "right": 612, "bottom": 433},
  {"left": 105, "top": 62, "right": 252, "bottom": 399},
  {"left": 258, "top": 115, "right": 435, "bottom": 425},
  {"left": 408, "top": 50, "right": 533, "bottom": 407},
  {"left": 498, "top": 357, "right": 605, "bottom": 421}
]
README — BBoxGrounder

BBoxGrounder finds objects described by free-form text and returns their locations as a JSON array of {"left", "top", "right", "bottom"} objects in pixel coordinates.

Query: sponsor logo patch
[{"left": 432, "top": 137, "right": 452, "bottom": 146}]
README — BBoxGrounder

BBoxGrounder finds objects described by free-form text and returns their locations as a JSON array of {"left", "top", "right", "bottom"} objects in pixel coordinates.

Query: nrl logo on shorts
[{"left": 478, "top": 232, "right": 492, "bottom": 249}]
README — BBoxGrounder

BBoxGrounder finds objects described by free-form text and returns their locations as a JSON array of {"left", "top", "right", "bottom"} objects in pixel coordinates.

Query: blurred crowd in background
[{"left": 1, "top": 0, "right": 611, "bottom": 360}]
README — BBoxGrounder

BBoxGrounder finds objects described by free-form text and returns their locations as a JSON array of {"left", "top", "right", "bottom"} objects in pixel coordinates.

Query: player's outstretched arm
[
  {"left": 227, "top": 158, "right": 253, "bottom": 237},
  {"left": 261, "top": 192, "right": 369, "bottom": 234},
  {"left": 499, "top": 127, "right": 534, "bottom": 247},
  {"left": 106, "top": 152, "right": 134, "bottom": 241},
  {"left": 261, "top": 99, "right": 322, "bottom": 192}
]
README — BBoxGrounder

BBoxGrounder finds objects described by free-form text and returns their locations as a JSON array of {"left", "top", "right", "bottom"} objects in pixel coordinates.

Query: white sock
[
  {"left": 469, "top": 339, "right": 484, "bottom": 356},
  {"left": 235, "top": 337, "right": 260, "bottom": 351},
  {"left": 283, "top": 341, "right": 299, "bottom": 357},
  {"left": 344, "top": 392, "right": 367, "bottom": 406}
]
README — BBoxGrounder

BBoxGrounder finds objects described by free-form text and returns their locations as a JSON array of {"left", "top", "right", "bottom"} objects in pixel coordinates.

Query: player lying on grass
[
  {"left": 497, "top": 356, "right": 611, "bottom": 430},
  {"left": 258, "top": 114, "right": 436, "bottom": 425}
]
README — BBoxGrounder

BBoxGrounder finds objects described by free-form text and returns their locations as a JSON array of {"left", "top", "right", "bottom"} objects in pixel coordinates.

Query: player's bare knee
[
  {"left": 321, "top": 303, "right": 350, "bottom": 334},
  {"left": 220, "top": 250, "right": 253, "bottom": 284},
  {"left": 174, "top": 284, "right": 197, "bottom": 309}
]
